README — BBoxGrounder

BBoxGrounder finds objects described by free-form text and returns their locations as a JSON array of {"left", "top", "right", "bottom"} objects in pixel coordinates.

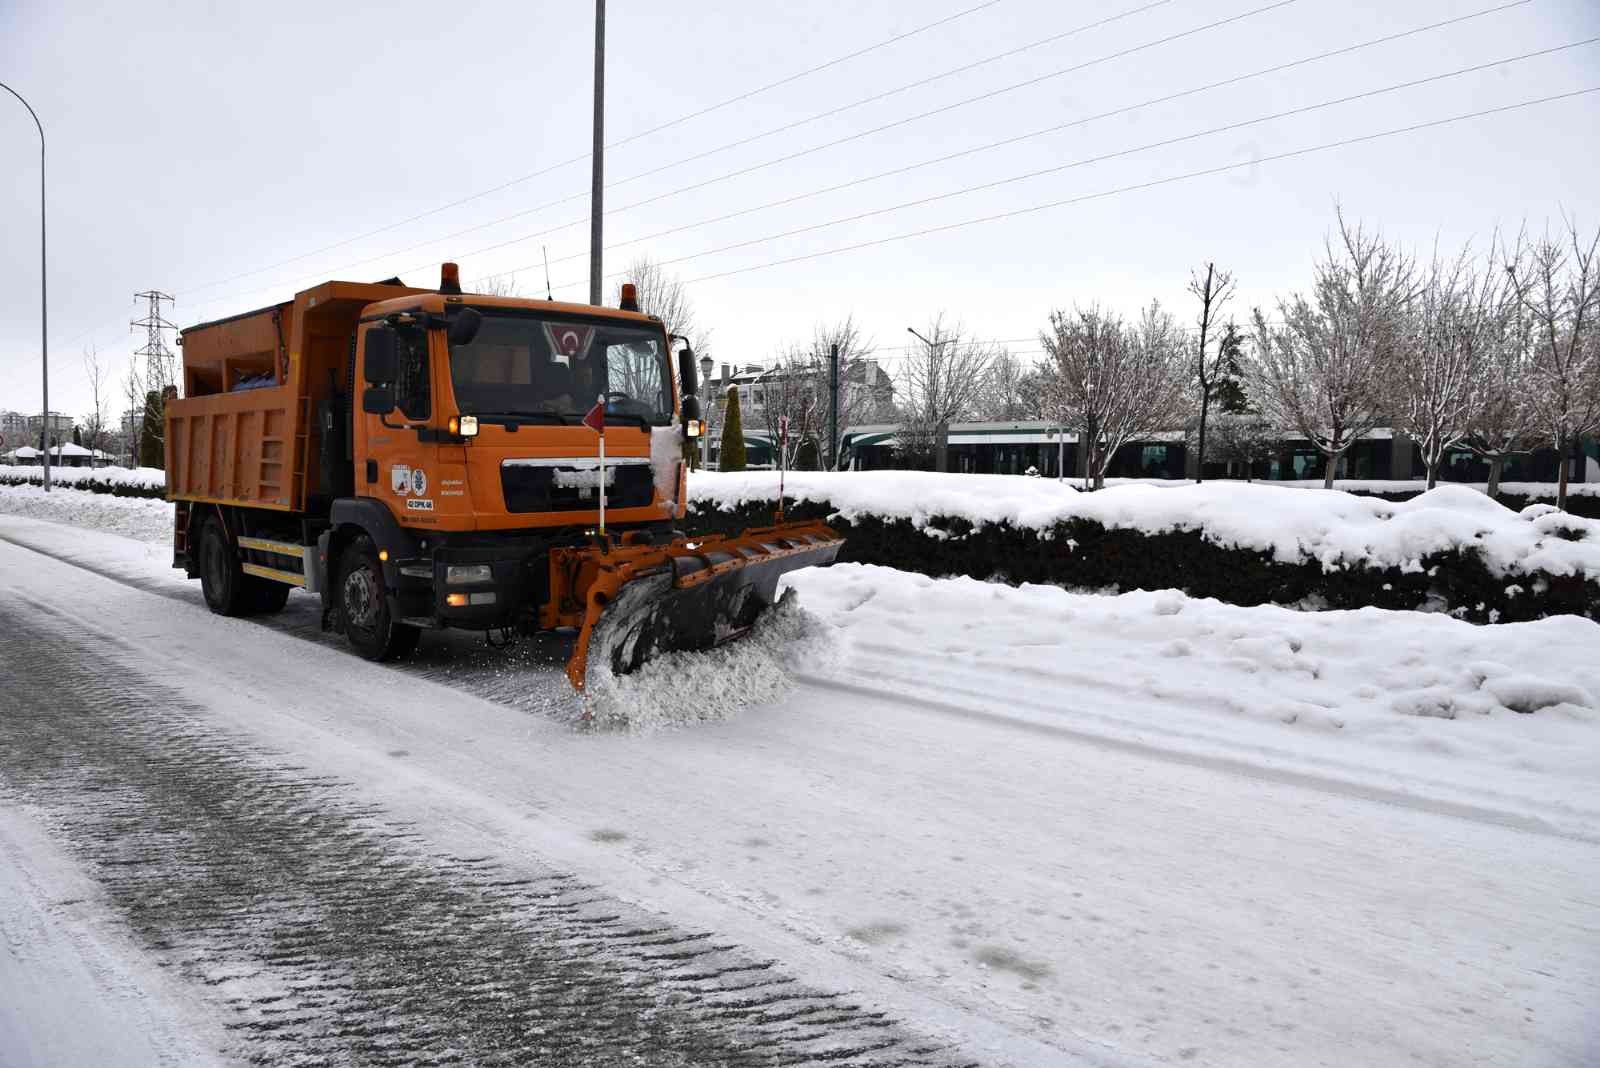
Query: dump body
[
  {"left": 168, "top": 280, "right": 430, "bottom": 512},
  {"left": 164, "top": 269, "right": 841, "bottom": 689}
]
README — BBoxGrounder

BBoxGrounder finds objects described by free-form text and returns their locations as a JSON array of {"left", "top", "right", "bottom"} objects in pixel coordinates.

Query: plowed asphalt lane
[{"left": 1, "top": 516, "right": 1597, "bottom": 1067}]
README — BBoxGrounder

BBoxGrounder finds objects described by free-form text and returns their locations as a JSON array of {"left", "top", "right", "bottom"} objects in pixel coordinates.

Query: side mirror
[
  {"left": 362, "top": 385, "right": 396, "bottom": 414},
  {"left": 681, "top": 395, "right": 703, "bottom": 427},
  {"left": 448, "top": 307, "right": 483, "bottom": 347},
  {"left": 677, "top": 344, "right": 699, "bottom": 397},
  {"left": 363, "top": 328, "right": 397, "bottom": 384}
]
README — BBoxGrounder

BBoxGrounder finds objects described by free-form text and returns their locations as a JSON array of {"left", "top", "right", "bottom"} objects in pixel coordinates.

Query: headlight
[
  {"left": 686, "top": 419, "right": 701, "bottom": 438},
  {"left": 459, "top": 415, "right": 479, "bottom": 437},
  {"left": 446, "top": 564, "right": 493, "bottom": 585}
]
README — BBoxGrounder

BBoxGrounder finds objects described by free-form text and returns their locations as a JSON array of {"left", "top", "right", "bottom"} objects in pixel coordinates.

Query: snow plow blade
[{"left": 553, "top": 520, "right": 844, "bottom": 692}]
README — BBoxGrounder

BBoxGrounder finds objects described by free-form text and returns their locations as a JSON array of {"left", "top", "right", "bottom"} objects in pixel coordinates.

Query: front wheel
[{"left": 338, "top": 536, "right": 420, "bottom": 661}]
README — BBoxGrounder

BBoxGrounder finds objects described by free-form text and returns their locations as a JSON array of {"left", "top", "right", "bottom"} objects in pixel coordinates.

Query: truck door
[{"left": 356, "top": 318, "right": 443, "bottom": 529}]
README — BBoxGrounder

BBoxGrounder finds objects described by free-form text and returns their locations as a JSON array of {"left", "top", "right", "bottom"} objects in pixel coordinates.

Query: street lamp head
[{"left": 699, "top": 354, "right": 713, "bottom": 381}]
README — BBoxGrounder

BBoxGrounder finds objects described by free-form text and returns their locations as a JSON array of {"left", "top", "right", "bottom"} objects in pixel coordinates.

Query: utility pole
[
  {"left": 2, "top": 82, "right": 48, "bottom": 492},
  {"left": 589, "top": 0, "right": 605, "bottom": 306},
  {"left": 828, "top": 343, "right": 840, "bottom": 471},
  {"left": 132, "top": 291, "right": 177, "bottom": 464}
]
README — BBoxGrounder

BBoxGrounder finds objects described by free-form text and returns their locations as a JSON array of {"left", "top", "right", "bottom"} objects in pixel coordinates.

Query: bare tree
[
  {"left": 813, "top": 314, "right": 885, "bottom": 466},
  {"left": 1187, "top": 262, "right": 1237, "bottom": 482},
  {"left": 121, "top": 354, "right": 146, "bottom": 467},
  {"left": 1207, "top": 411, "right": 1279, "bottom": 480},
  {"left": 1247, "top": 211, "right": 1415, "bottom": 488},
  {"left": 1463, "top": 240, "right": 1538, "bottom": 498},
  {"left": 977, "top": 348, "right": 1038, "bottom": 421},
  {"left": 900, "top": 315, "right": 997, "bottom": 470},
  {"left": 1041, "top": 302, "right": 1192, "bottom": 490},
  {"left": 612, "top": 255, "right": 711, "bottom": 358},
  {"left": 1506, "top": 218, "right": 1600, "bottom": 511},
  {"left": 756, "top": 347, "right": 827, "bottom": 470},
  {"left": 471, "top": 273, "right": 523, "bottom": 296},
  {"left": 81, "top": 346, "right": 113, "bottom": 459},
  {"left": 1391, "top": 245, "right": 1501, "bottom": 489}
]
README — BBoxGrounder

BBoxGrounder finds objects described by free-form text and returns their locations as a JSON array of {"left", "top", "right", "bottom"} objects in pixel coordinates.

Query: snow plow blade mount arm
[{"left": 549, "top": 520, "right": 844, "bottom": 692}]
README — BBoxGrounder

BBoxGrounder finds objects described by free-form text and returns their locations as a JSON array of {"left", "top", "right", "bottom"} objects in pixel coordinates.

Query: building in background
[
  {"left": 701, "top": 359, "right": 895, "bottom": 469},
  {"left": 839, "top": 420, "right": 1594, "bottom": 485},
  {"left": 0, "top": 410, "right": 29, "bottom": 445},
  {"left": 4, "top": 411, "right": 77, "bottom": 447}
]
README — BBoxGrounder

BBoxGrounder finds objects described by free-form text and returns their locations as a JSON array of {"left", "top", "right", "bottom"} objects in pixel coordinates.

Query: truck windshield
[{"left": 447, "top": 312, "right": 673, "bottom": 425}]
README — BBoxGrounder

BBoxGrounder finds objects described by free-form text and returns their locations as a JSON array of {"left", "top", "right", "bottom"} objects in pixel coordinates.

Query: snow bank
[
  {"left": 0, "top": 484, "right": 173, "bottom": 544},
  {"left": 691, "top": 471, "right": 1600, "bottom": 579},
  {"left": 0, "top": 465, "right": 167, "bottom": 499},
  {"left": 786, "top": 563, "right": 1600, "bottom": 822},
  {"left": 1061, "top": 476, "right": 1600, "bottom": 498}
]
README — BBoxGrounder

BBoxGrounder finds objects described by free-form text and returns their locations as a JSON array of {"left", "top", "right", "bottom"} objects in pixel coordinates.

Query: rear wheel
[
  {"left": 198, "top": 519, "right": 248, "bottom": 617},
  {"left": 338, "top": 536, "right": 420, "bottom": 661}
]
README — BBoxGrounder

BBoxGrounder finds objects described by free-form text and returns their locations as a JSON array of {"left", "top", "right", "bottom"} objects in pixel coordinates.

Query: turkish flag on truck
[{"left": 582, "top": 398, "right": 605, "bottom": 433}]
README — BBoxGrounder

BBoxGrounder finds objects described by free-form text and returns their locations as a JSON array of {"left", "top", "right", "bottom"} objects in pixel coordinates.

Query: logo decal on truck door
[
  {"left": 391, "top": 465, "right": 411, "bottom": 495},
  {"left": 411, "top": 469, "right": 427, "bottom": 496}
]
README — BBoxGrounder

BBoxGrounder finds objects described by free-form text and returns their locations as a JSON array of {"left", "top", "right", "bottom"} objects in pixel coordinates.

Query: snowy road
[{"left": 2, "top": 509, "right": 1598, "bottom": 1066}]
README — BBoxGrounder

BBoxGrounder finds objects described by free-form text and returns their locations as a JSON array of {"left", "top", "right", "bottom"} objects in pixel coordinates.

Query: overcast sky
[{"left": 3, "top": 0, "right": 1598, "bottom": 421}]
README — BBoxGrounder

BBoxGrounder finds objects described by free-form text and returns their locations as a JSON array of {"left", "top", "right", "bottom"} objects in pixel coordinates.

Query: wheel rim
[{"left": 343, "top": 563, "right": 380, "bottom": 631}]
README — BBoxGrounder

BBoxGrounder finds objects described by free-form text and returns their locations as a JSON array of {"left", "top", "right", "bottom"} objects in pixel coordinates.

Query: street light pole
[
  {"left": 589, "top": 0, "right": 605, "bottom": 306},
  {"left": 699, "top": 354, "right": 714, "bottom": 470},
  {"left": 2, "top": 81, "right": 48, "bottom": 492}
]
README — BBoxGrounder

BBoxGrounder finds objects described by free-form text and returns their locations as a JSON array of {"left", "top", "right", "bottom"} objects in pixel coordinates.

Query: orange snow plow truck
[{"left": 165, "top": 264, "right": 841, "bottom": 690}]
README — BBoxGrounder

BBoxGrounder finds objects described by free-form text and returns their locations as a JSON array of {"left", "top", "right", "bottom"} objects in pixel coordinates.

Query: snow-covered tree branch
[
  {"left": 1390, "top": 245, "right": 1501, "bottom": 489},
  {"left": 1246, "top": 211, "right": 1415, "bottom": 488},
  {"left": 1506, "top": 218, "right": 1600, "bottom": 510},
  {"left": 1041, "top": 302, "right": 1192, "bottom": 490},
  {"left": 899, "top": 315, "right": 997, "bottom": 469}
]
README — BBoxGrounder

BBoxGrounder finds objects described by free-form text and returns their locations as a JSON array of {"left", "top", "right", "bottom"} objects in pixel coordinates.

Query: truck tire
[
  {"left": 338, "top": 536, "right": 420, "bottom": 661},
  {"left": 197, "top": 518, "right": 249, "bottom": 617}
]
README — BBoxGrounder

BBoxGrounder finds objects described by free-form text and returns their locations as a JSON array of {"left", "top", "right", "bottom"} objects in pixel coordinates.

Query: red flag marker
[{"left": 582, "top": 399, "right": 605, "bottom": 433}]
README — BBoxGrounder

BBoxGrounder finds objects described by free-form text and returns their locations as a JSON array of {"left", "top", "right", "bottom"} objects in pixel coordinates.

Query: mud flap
[{"left": 564, "top": 524, "right": 843, "bottom": 691}]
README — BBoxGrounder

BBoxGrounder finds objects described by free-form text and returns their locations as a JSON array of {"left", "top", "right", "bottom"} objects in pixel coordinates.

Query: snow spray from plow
[{"left": 553, "top": 520, "right": 844, "bottom": 693}]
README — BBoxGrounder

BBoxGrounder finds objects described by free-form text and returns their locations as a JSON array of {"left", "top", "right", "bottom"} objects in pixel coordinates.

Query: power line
[
  {"left": 67, "top": 0, "right": 1278, "bottom": 339},
  {"left": 523, "top": 1, "right": 1548, "bottom": 283},
  {"left": 158, "top": 1, "right": 1011, "bottom": 303},
  {"left": 539, "top": 39, "right": 1596, "bottom": 290},
  {"left": 672, "top": 87, "right": 1599, "bottom": 286},
  {"left": 391, "top": 0, "right": 1298, "bottom": 282}
]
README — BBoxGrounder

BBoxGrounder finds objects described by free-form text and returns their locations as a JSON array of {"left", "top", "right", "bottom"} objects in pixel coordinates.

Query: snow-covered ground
[
  {"left": 3, "top": 487, "right": 1598, "bottom": 1065},
  {"left": 0, "top": 482, "right": 173, "bottom": 543},
  {"left": 691, "top": 470, "right": 1600, "bottom": 577}
]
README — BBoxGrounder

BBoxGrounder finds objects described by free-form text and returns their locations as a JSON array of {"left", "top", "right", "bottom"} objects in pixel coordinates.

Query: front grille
[{"left": 501, "top": 460, "right": 655, "bottom": 513}]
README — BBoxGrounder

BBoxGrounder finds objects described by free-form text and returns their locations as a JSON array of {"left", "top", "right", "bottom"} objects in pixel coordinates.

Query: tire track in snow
[
  {"left": 0, "top": 524, "right": 582, "bottom": 717},
  {"left": 0, "top": 609, "right": 977, "bottom": 1067},
  {"left": 793, "top": 670, "right": 1594, "bottom": 846}
]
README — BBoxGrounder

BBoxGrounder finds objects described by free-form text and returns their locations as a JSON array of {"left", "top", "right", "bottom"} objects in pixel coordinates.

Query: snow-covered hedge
[
  {"left": 1056, "top": 476, "right": 1600, "bottom": 519},
  {"left": 688, "top": 471, "right": 1600, "bottom": 623},
  {"left": 0, "top": 464, "right": 166, "bottom": 498}
]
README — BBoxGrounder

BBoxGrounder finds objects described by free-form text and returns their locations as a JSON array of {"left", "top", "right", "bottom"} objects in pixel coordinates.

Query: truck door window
[
  {"left": 606, "top": 342, "right": 665, "bottom": 411},
  {"left": 394, "top": 325, "right": 431, "bottom": 420}
]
